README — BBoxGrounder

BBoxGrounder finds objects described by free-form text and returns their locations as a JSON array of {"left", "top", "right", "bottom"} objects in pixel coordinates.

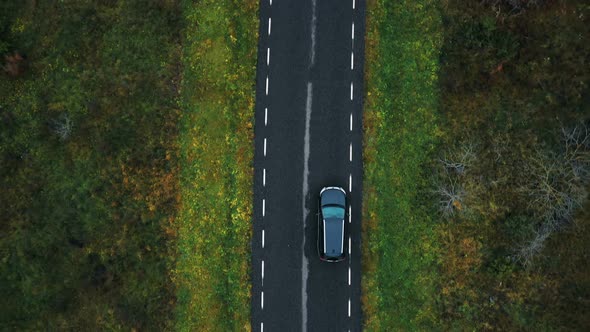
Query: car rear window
[{"left": 322, "top": 206, "right": 345, "bottom": 219}]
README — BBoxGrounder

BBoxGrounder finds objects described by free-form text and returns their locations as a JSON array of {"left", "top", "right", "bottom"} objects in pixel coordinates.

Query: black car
[{"left": 317, "top": 186, "right": 347, "bottom": 262}]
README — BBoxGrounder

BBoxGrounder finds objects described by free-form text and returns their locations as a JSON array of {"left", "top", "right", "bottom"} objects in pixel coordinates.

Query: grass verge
[
  {"left": 362, "top": 0, "right": 443, "bottom": 330},
  {"left": 173, "top": 0, "right": 258, "bottom": 330}
]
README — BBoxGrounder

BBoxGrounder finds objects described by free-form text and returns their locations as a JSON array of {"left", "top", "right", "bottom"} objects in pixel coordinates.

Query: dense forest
[
  {"left": 1, "top": 2, "right": 181, "bottom": 329},
  {"left": 436, "top": 0, "right": 589, "bottom": 329}
]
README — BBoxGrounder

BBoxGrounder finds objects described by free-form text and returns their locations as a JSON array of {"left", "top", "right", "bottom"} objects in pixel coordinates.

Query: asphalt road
[{"left": 252, "top": 0, "right": 365, "bottom": 331}]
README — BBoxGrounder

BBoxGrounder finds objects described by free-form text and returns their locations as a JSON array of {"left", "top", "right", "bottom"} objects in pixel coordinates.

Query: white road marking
[
  {"left": 301, "top": 82, "right": 313, "bottom": 332},
  {"left": 261, "top": 322, "right": 264, "bottom": 332},
  {"left": 270, "top": 0, "right": 272, "bottom": 5},
  {"left": 352, "top": 22, "right": 355, "bottom": 40},
  {"left": 263, "top": 138, "right": 267, "bottom": 156},
  {"left": 262, "top": 199, "right": 266, "bottom": 217},
  {"left": 348, "top": 299, "right": 351, "bottom": 317},
  {"left": 268, "top": 18, "right": 271, "bottom": 36},
  {"left": 349, "top": 174, "right": 352, "bottom": 192},
  {"left": 264, "top": 108, "right": 268, "bottom": 126},
  {"left": 262, "top": 260, "right": 265, "bottom": 281},
  {"left": 265, "top": 76, "right": 269, "bottom": 95},
  {"left": 353, "top": 0, "right": 356, "bottom": 10},
  {"left": 261, "top": 291, "right": 264, "bottom": 309},
  {"left": 267, "top": 47, "right": 270, "bottom": 66},
  {"left": 351, "top": 52, "right": 354, "bottom": 70},
  {"left": 349, "top": 236, "right": 351, "bottom": 255},
  {"left": 350, "top": 113, "right": 353, "bottom": 131},
  {"left": 263, "top": 168, "right": 266, "bottom": 187},
  {"left": 310, "top": 0, "right": 317, "bottom": 66},
  {"left": 262, "top": 230, "right": 265, "bottom": 248},
  {"left": 350, "top": 82, "right": 353, "bottom": 100},
  {"left": 349, "top": 143, "right": 353, "bottom": 162},
  {"left": 349, "top": 205, "right": 351, "bottom": 223},
  {"left": 348, "top": 267, "right": 351, "bottom": 285}
]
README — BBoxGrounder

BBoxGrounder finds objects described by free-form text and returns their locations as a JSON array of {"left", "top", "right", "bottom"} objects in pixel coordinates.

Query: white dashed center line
[
  {"left": 348, "top": 3, "right": 356, "bottom": 327},
  {"left": 260, "top": 7, "right": 270, "bottom": 332},
  {"left": 348, "top": 206, "right": 351, "bottom": 223},
  {"left": 348, "top": 267, "right": 351, "bottom": 285},
  {"left": 348, "top": 299, "right": 351, "bottom": 317},
  {"left": 262, "top": 260, "right": 265, "bottom": 282}
]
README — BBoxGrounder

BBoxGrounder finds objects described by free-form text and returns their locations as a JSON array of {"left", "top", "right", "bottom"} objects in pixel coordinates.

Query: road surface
[{"left": 252, "top": 0, "right": 365, "bottom": 330}]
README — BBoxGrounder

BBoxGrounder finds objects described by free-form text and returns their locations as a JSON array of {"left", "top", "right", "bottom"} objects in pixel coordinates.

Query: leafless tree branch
[
  {"left": 515, "top": 123, "right": 590, "bottom": 266},
  {"left": 51, "top": 113, "right": 73, "bottom": 141},
  {"left": 435, "top": 179, "right": 465, "bottom": 217},
  {"left": 515, "top": 226, "right": 550, "bottom": 268},
  {"left": 439, "top": 143, "right": 476, "bottom": 176}
]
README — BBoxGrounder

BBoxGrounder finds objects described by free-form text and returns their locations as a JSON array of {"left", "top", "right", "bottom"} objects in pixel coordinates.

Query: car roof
[
  {"left": 321, "top": 188, "right": 345, "bottom": 207},
  {"left": 324, "top": 218, "right": 344, "bottom": 257}
]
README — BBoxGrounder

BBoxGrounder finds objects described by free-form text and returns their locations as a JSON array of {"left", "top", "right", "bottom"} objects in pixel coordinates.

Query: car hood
[
  {"left": 321, "top": 189, "right": 345, "bottom": 207},
  {"left": 324, "top": 218, "right": 344, "bottom": 257}
]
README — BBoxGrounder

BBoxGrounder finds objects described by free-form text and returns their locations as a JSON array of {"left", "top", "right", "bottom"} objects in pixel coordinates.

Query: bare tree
[
  {"left": 562, "top": 123, "right": 590, "bottom": 181},
  {"left": 435, "top": 178, "right": 465, "bottom": 217},
  {"left": 525, "top": 151, "right": 583, "bottom": 225},
  {"left": 433, "top": 142, "right": 477, "bottom": 218},
  {"left": 515, "top": 122, "right": 590, "bottom": 266},
  {"left": 515, "top": 225, "right": 550, "bottom": 268},
  {"left": 51, "top": 113, "right": 73, "bottom": 141},
  {"left": 439, "top": 142, "right": 476, "bottom": 176}
]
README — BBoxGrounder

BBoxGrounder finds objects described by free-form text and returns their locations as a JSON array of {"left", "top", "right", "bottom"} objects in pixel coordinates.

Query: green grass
[
  {"left": 173, "top": 0, "right": 258, "bottom": 330},
  {"left": 362, "top": 0, "right": 443, "bottom": 330}
]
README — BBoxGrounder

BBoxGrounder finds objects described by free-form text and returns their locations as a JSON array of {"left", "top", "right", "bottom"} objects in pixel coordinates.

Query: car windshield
[{"left": 322, "top": 205, "right": 345, "bottom": 219}]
